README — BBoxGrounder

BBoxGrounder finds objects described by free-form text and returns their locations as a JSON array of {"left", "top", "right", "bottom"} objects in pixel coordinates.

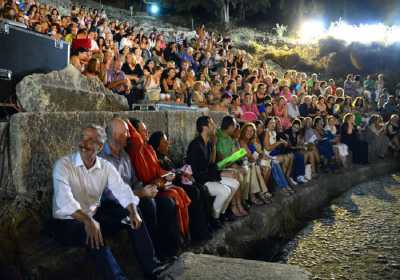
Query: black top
[
  {"left": 299, "top": 103, "right": 317, "bottom": 117},
  {"left": 186, "top": 136, "right": 221, "bottom": 184},
  {"left": 122, "top": 63, "right": 143, "bottom": 77},
  {"left": 340, "top": 123, "right": 359, "bottom": 145}
]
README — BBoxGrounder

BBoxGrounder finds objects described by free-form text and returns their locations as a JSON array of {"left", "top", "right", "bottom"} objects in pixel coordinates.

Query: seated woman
[
  {"left": 364, "top": 114, "right": 390, "bottom": 160},
  {"left": 313, "top": 116, "right": 336, "bottom": 170},
  {"left": 241, "top": 93, "right": 259, "bottom": 122},
  {"left": 284, "top": 119, "right": 316, "bottom": 182},
  {"left": 352, "top": 96, "right": 369, "bottom": 129},
  {"left": 239, "top": 122, "right": 272, "bottom": 205},
  {"left": 254, "top": 120, "right": 273, "bottom": 192},
  {"left": 325, "top": 115, "right": 349, "bottom": 168},
  {"left": 230, "top": 95, "right": 244, "bottom": 121},
  {"left": 273, "top": 96, "right": 291, "bottom": 129},
  {"left": 386, "top": 114, "right": 400, "bottom": 152},
  {"left": 263, "top": 117, "right": 295, "bottom": 194},
  {"left": 213, "top": 93, "right": 232, "bottom": 114},
  {"left": 192, "top": 81, "right": 208, "bottom": 107},
  {"left": 161, "top": 67, "right": 178, "bottom": 101},
  {"left": 126, "top": 118, "right": 192, "bottom": 252},
  {"left": 340, "top": 113, "right": 369, "bottom": 164},
  {"left": 144, "top": 66, "right": 165, "bottom": 102},
  {"left": 148, "top": 131, "right": 213, "bottom": 242},
  {"left": 303, "top": 117, "right": 321, "bottom": 173}
]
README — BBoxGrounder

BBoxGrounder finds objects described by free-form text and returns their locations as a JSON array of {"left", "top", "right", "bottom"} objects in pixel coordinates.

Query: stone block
[
  {"left": 168, "top": 253, "right": 311, "bottom": 280},
  {"left": 9, "top": 111, "right": 168, "bottom": 201},
  {"left": 16, "top": 65, "right": 128, "bottom": 112}
]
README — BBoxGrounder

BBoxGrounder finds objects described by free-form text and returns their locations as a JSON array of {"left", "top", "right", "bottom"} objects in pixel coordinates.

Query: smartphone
[{"left": 161, "top": 172, "right": 175, "bottom": 178}]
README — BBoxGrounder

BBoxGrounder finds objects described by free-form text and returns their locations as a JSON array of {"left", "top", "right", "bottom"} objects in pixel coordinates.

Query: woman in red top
[{"left": 126, "top": 119, "right": 191, "bottom": 239}]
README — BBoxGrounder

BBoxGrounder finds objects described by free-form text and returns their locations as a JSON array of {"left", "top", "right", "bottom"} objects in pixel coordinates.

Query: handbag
[{"left": 146, "top": 87, "right": 161, "bottom": 102}]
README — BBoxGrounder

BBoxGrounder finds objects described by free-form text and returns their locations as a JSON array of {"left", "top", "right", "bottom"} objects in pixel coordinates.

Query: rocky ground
[{"left": 278, "top": 175, "right": 400, "bottom": 280}]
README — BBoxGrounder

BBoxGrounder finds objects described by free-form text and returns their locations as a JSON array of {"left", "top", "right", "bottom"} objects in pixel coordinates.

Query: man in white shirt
[{"left": 51, "top": 125, "right": 168, "bottom": 279}]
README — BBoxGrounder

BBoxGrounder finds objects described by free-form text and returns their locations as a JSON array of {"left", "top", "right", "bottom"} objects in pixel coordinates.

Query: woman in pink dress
[
  {"left": 273, "top": 96, "right": 291, "bottom": 129},
  {"left": 241, "top": 93, "right": 260, "bottom": 122},
  {"left": 280, "top": 85, "right": 293, "bottom": 103}
]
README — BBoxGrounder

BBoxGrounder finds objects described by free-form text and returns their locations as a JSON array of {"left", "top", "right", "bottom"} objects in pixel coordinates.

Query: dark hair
[
  {"left": 148, "top": 131, "right": 165, "bottom": 151},
  {"left": 231, "top": 94, "right": 240, "bottom": 104},
  {"left": 264, "top": 117, "right": 275, "bottom": 128},
  {"left": 313, "top": 116, "right": 323, "bottom": 127},
  {"left": 129, "top": 118, "right": 141, "bottom": 130},
  {"left": 221, "top": 116, "right": 235, "bottom": 130},
  {"left": 292, "top": 118, "right": 302, "bottom": 127},
  {"left": 196, "top": 116, "right": 210, "bottom": 134}
]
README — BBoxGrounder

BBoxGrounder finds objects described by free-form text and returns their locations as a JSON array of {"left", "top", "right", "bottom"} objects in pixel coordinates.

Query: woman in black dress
[{"left": 340, "top": 113, "right": 369, "bottom": 164}]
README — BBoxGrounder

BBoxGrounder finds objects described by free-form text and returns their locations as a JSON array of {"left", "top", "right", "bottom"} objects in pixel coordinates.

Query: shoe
[
  {"left": 288, "top": 177, "right": 298, "bottom": 186},
  {"left": 220, "top": 211, "right": 237, "bottom": 222},
  {"left": 151, "top": 259, "right": 176, "bottom": 280},
  {"left": 296, "top": 176, "right": 307, "bottom": 184},
  {"left": 210, "top": 218, "right": 223, "bottom": 231}
]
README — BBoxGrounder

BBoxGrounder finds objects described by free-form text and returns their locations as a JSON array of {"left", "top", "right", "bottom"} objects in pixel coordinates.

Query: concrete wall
[{"left": 8, "top": 111, "right": 224, "bottom": 205}]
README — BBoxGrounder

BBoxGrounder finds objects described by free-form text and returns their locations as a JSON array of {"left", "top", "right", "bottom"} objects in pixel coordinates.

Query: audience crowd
[{"left": 2, "top": 1, "right": 400, "bottom": 279}]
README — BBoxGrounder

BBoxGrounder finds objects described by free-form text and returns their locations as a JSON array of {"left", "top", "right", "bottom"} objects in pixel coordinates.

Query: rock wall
[
  {"left": 0, "top": 110, "right": 224, "bottom": 278},
  {"left": 0, "top": 122, "right": 14, "bottom": 199},
  {"left": 16, "top": 65, "right": 129, "bottom": 112},
  {"left": 9, "top": 110, "right": 224, "bottom": 202}
]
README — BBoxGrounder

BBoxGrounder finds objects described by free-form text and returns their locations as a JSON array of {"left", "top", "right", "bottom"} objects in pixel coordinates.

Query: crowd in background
[{"left": 2, "top": 1, "right": 400, "bottom": 279}]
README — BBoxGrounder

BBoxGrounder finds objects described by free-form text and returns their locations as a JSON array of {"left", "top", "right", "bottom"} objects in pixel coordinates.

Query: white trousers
[{"left": 205, "top": 177, "right": 240, "bottom": 218}]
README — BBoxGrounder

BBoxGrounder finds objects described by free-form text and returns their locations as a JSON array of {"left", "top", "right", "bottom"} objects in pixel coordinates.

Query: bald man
[
  {"left": 100, "top": 118, "right": 181, "bottom": 260},
  {"left": 50, "top": 125, "right": 170, "bottom": 279}
]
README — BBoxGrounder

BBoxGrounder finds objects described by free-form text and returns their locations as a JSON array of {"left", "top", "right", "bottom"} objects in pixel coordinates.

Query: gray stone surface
[
  {"left": 192, "top": 160, "right": 400, "bottom": 259},
  {"left": 16, "top": 65, "right": 128, "bottom": 112},
  {"left": 168, "top": 252, "right": 311, "bottom": 280}
]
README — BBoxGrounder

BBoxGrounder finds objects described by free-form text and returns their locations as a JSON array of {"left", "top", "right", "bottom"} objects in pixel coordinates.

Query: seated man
[
  {"left": 216, "top": 116, "right": 248, "bottom": 217},
  {"left": 51, "top": 125, "right": 167, "bottom": 280},
  {"left": 100, "top": 118, "right": 179, "bottom": 259},
  {"left": 186, "top": 116, "right": 240, "bottom": 224},
  {"left": 106, "top": 57, "right": 135, "bottom": 109}
]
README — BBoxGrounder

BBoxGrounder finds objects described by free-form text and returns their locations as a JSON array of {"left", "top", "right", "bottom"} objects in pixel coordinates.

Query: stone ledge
[
  {"left": 8, "top": 159, "right": 398, "bottom": 279},
  {"left": 192, "top": 159, "right": 400, "bottom": 259},
  {"left": 169, "top": 253, "right": 310, "bottom": 280}
]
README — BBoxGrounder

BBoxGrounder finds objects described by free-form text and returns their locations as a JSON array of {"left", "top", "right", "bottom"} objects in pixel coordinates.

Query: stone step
[
  {"left": 168, "top": 253, "right": 310, "bottom": 280},
  {"left": 16, "top": 159, "right": 399, "bottom": 279}
]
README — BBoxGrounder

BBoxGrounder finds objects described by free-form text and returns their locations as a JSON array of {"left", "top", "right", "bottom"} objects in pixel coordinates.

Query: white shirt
[
  {"left": 52, "top": 152, "right": 139, "bottom": 220},
  {"left": 90, "top": 39, "right": 99, "bottom": 51},
  {"left": 287, "top": 103, "right": 300, "bottom": 119}
]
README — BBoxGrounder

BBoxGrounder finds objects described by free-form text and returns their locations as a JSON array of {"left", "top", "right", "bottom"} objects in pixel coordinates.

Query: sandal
[
  {"left": 250, "top": 194, "right": 264, "bottom": 206},
  {"left": 282, "top": 188, "right": 292, "bottom": 196},
  {"left": 238, "top": 204, "right": 249, "bottom": 216},
  {"left": 258, "top": 193, "right": 272, "bottom": 204},
  {"left": 230, "top": 203, "right": 243, "bottom": 217},
  {"left": 263, "top": 192, "right": 273, "bottom": 200}
]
